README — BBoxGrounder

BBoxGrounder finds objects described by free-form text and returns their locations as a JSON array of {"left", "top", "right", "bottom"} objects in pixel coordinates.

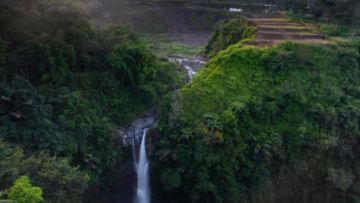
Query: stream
[{"left": 168, "top": 56, "right": 206, "bottom": 80}]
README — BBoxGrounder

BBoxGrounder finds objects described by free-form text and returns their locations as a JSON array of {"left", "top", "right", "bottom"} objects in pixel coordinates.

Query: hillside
[
  {"left": 1, "top": 0, "right": 360, "bottom": 203},
  {"left": 248, "top": 14, "right": 330, "bottom": 46},
  {"left": 152, "top": 41, "right": 360, "bottom": 203}
]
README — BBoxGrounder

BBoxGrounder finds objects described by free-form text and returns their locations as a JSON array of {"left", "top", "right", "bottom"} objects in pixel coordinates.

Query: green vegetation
[
  {"left": 8, "top": 176, "right": 43, "bottom": 203},
  {"left": 203, "top": 18, "right": 256, "bottom": 57},
  {"left": 0, "top": 0, "right": 182, "bottom": 201},
  {"left": 318, "top": 24, "right": 360, "bottom": 38},
  {"left": 285, "top": 0, "right": 360, "bottom": 41},
  {"left": 153, "top": 41, "right": 360, "bottom": 202},
  {"left": 0, "top": 140, "right": 89, "bottom": 202},
  {"left": 142, "top": 34, "right": 203, "bottom": 58},
  {"left": 287, "top": 11, "right": 360, "bottom": 41},
  {"left": 278, "top": 0, "right": 359, "bottom": 25},
  {"left": 2, "top": 0, "right": 360, "bottom": 202}
]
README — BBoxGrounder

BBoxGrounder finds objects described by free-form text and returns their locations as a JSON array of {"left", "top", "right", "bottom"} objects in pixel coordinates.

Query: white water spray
[{"left": 135, "top": 129, "right": 150, "bottom": 203}]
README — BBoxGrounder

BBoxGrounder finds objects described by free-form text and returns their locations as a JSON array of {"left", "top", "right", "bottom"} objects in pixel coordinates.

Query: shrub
[
  {"left": 203, "top": 17, "right": 256, "bottom": 58},
  {"left": 8, "top": 176, "right": 43, "bottom": 203}
]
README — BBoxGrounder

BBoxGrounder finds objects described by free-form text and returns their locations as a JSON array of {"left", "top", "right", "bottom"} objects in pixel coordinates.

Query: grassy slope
[
  {"left": 203, "top": 18, "right": 256, "bottom": 57},
  {"left": 142, "top": 34, "right": 202, "bottom": 58},
  {"left": 154, "top": 41, "right": 360, "bottom": 202},
  {"left": 181, "top": 42, "right": 358, "bottom": 153},
  {"left": 183, "top": 43, "right": 335, "bottom": 119}
]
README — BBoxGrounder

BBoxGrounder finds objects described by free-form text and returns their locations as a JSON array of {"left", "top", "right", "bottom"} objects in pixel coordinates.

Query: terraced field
[{"left": 248, "top": 14, "right": 331, "bottom": 46}]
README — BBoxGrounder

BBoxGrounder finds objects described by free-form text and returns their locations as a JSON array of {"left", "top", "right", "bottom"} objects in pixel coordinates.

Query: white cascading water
[{"left": 135, "top": 129, "right": 150, "bottom": 203}]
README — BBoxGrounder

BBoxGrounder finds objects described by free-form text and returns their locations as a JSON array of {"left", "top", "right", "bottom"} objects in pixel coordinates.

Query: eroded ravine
[{"left": 117, "top": 53, "right": 207, "bottom": 203}]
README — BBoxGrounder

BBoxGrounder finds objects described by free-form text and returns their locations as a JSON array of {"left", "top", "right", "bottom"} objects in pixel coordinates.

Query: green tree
[
  {"left": 0, "top": 38, "right": 6, "bottom": 82},
  {"left": 0, "top": 0, "right": 182, "bottom": 200},
  {"left": 0, "top": 141, "right": 89, "bottom": 202},
  {"left": 8, "top": 176, "right": 43, "bottom": 203},
  {"left": 24, "top": 152, "right": 90, "bottom": 202},
  {"left": 106, "top": 37, "right": 157, "bottom": 92}
]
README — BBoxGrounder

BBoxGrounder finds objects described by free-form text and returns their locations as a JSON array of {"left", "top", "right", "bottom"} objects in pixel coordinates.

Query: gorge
[{"left": 0, "top": 0, "right": 359, "bottom": 203}]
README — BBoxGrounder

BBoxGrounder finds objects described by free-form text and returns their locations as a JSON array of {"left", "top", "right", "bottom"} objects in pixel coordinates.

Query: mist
[{"left": 0, "top": 0, "right": 359, "bottom": 203}]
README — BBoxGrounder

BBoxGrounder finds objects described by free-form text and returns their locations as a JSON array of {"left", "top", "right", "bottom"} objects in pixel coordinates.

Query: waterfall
[{"left": 135, "top": 129, "right": 150, "bottom": 203}]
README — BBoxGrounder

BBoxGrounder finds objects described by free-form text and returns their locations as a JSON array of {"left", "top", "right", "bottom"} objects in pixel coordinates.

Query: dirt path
[{"left": 247, "top": 13, "right": 331, "bottom": 47}]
